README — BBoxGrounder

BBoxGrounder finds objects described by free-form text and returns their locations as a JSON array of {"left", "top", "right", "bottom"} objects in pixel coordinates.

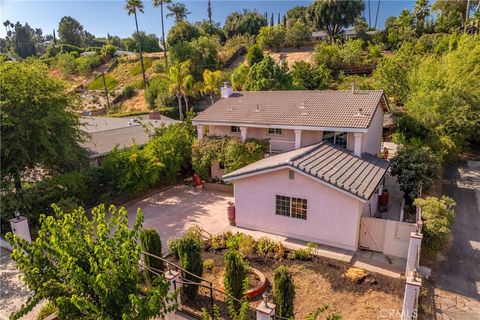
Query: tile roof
[
  {"left": 193, "top": 90, "right": 386, "bottom": 129},
  {"left": 223, "top": 142, "right": 390, "bottom": 201}
]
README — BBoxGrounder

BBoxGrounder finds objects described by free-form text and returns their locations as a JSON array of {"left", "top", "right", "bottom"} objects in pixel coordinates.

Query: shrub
[
  {"left": 314, "top": 42, "right": 342, "bottom": 72},
  {"left": 145, "top": 77, "right": 175, "bottom": 110},
  {"left": 36, "top": 302, "right": 57, "bottom": 320},
  {"left": 177, "top": 232, "right": 203, "bottom": 299},
  {"left": 256, "top": 236, "right": 275, "bottom": 261},
  {"left": 287, "top": 248, "right": 311, "bottom": 261},
  {"left": 87, "top": 73, "right": 118, "bottom": 90},
  {"left": 224, "top": 249, "right": 249, "bottom": 313},
  {"left": 69, "top": 51, "right": 79, "bottom": 58},
  {"left": 76, "top": 54, "right": 102, "bottom": 75},
  {"left": 237, "top": 234, "right": 255, "bottom": 258},
  {"left": 257, "top": 26, "right": 285, "bottom": 50},
  {"left": 140, "top": 228, "right": 164, "bottom": 282},
  {"left": 338, "top": 39, "right": 364, "bottom": 68},
  {"left": 203, "top": 259, "right": 215, "bottom": 272},
  {"left": 290, "top": 61, "right": 331, "bottom": 90},
  {"left": 284, "top": 20, "right": 311, "bottom": 48},
  {"left": 123, "top": 85, "right": 136, "bottom": 98},
  {"left": 273, "top": 241, "right": 286, "bottom": 260},
  {"left": 130, "top": 58, "right": 154, "bottom": 76},
  {"left": 273, "top": 266, "right": 295, "bottom": 318},
  {"left": 56, "top": 53, "right": 77, "bottom": 75},
  {"left": 414, "top": 196, "right": 455, "bottom": 256},
  {"left": 246, "top": 44, "right": 264, "bottom": 66},
  {"left": 210, "top": 233, "right": 227, "bottom": 250},
  {"left": 101, "top": 44, "right": 117, "bottom": 60},
  {"left": 231, "top": 64, "right": 249, "bottom": 90}
]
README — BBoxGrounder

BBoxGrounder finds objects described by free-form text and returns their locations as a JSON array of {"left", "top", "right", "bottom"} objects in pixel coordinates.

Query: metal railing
[{"left": 139, "top": 251, "right": 259, "bottom": 320}]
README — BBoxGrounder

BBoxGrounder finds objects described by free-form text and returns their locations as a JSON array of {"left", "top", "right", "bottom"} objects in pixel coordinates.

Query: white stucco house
[{"left": 192, "top": 85, "right": 415, "bottom": 254}]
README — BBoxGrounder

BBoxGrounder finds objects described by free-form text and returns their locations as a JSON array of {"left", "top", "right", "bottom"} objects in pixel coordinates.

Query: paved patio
[
  {"left": 125, "top": 185, "right": 233, "bottom": 253},
  {"left": 374, "top": 173, "right": 403, "bottom": 221}
]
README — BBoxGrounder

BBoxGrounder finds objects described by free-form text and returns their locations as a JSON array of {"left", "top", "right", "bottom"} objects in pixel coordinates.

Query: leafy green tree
[
  {"left": 273, "top": 266, "right": 295, "bottom": 318},
  {"left": 405, "top": 35, "right": 480, "bottom": 159},
  {"left": 373, "top": 43, "right": 417, "bottom": 106},
  {"left": 56, "top": 52, "right": 78, "bottom": 75},
  {"left": 257, "top": 25, "right": 285, "bottom": 50},
  {"left": 285, "top": 19, "right": 311, "bottom": 48},
  {"left": 127, "top": 31, "right": 162, "bottom": 53},
  {"left": 6, "top": 205, "right": 174, "bottom": 320},
  {"left": 224, "top": 9, "right": 268, "bottom": 38},
  {"left": 196, "top": 20, "right": 226, "bottom": 41},
  {"left": 432, "top": 0, "right": 477, "bottom": 32},
  {"left": 58, "top": 16, "right": 84, "bottom": 47},
  {"left": 100, "top": 44, "right": 117, "bottom": 60},
  {"left": 140, "top": 228, "right": 164, "bottom": 282},
  {"left": 166, "top": 21, "right": 200, "bottom": 47},
  {"left": 125, "top": 0, "right": 147, "bottom": 88},
  {"left": 177, "top": 232, "right": 203, "bottom": 300},
  {"left": 7, "top": 22, "right": 37, "bottom": 58},
  {"left": 313, "top": 41, "right": 342, "bottom": 72},
  {"left": 390, "top": 145, "right": 440, "bottom": 203},
  {"left": 166, "top": 2, "right": 191, "bottom": 23},
  {"left": 307, "top": 0, "right": 364, "bottom": 41},
  {"left": 339, "top": 39, "right": 364, "bottom": 67},
  {"left": 145, "top": 77, "right": 175, "bottom": 109},
  {"left": 203, "top": 69, "right": 224, "bottom": 105},
  {"left": 387, "top": 9, "right": 416, "bottom": 48},
  {"left": 0, "top": 62, "right": 84, "bottom": 192},
  {"left": 152, "top": 0, "right": 172, "bottom": 69},
  {"left": 286, "top": 6, "right": 308, "bottom": 26},
  {"left": 224, "top": 249, "right": 248, "bottom": 313},
  {"left": 244, "top": 55, "right": 292, "bottom": 91},
  {"left": 290, "top": 61, "right": 331, "bottom": 90},
  {"left": 413, "top": 0, "right": 431, "bottom": 35},
  {"left": 414, "top": 196, "right": 456, "bottom": 255},
  {"left": 230, "top": 64, "right": 249, "bottom": 90},
  {"left": 162, "top": 60, "right": 192, "bottom": 120},
  {"left": 246, "top": 44, "right": 264, "bottom": 66}
]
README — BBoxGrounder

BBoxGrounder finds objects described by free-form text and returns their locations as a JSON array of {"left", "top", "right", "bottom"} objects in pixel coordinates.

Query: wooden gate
[{"left": 359, "top": 217, "right": 386, "bottom": 252}]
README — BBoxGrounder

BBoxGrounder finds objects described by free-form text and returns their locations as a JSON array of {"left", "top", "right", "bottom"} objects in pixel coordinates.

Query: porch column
[
  {"left": 240, "top": 126, "right": 248, "bottom": 141},
  {"left": 406, "top": 232, "right": 423, "bottom": 277},
  {"left": 197, "top": 124, "right": 205, "bottom": 140},
  {"left": 294, "top": 129, "right": 302, "bottom": 149},
  {"left": 353, "top": 133, "right": 364, "bottom": 157}
]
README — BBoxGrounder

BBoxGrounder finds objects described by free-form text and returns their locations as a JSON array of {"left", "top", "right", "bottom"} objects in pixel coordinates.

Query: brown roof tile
[{"left": 193, "top": 90, "right": 386, "bottom": 129}]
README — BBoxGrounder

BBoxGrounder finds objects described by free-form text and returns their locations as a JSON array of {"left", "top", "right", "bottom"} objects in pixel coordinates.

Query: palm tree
[
  {"left": 125, "top": 0, "right": 147, "bottom": 88},
  {"left": 3, "top": 20, "right": 11, "bottom": 35},
  {"left": 166, "top": 2, "right": 191, "bottom": 23},
  {"left": 162, "top": 61, "right": 191, "bottom": 120},
  {"left": 413, "top": 0, "right": 430, "bottom": 33},
  {"left": 152, "top": 0, "right": 171, "bottom": 70},
  {"left": 183, "top": 78, "right": 202, "bottom": 113},
  {"left": 202, "top": 69, "right": 223, "bottom": 105},
  {"left": 207, "top": 0, "right": 212, "bottom": 25}
]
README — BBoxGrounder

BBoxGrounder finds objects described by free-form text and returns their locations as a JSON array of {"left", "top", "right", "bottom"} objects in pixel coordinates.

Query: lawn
[{"left": 87, "top": 74, "right": 118, "bottom": 90}]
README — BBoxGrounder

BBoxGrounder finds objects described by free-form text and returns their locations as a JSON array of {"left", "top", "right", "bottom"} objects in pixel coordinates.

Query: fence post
[
  {"left": 165, "top": 270, "right": 181, "bottom": 312},
  {"left": 402, "top": 275, "right": 422, "bottom": 320},
  {"left": 405, "top": 232, "right": 423, "bottom": 276},
  {"left": 255, "top": 300, "right": 276, "bottom": 320}
]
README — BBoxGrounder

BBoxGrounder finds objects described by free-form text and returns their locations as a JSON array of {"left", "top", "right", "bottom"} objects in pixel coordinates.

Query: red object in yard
[
  {"left": 379, "top": 189, "right": 389, "bottom": 206},
  {"left": 227, "top": 201, "right": 235, "bottom": 225},
  {"left": 193, "top": 173, "right": 202, "bottom": 186}
]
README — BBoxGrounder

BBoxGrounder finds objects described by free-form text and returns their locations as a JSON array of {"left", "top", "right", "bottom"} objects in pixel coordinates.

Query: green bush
[
  {"left": 36, "top": 302, "right": 58, "bottom": 320},
  {"left": 130, "top": 57, "right": 154, "bottom": 76},
  {"left": 414, "top": 196, "right": 455, "bottom": 257},
  {"left": 56, "top": 53, "right": 77, "bottom": 75},
  {"left": 257, "top": 26, "right": 285, "bottom": 50},
  {"left": 123, "top": 85, "right": 136, "bottom": 98},
  {"left": 76, "top": 54, "right": 102, "bottom": 75},
  {"left": 314, "top": 42, "right": 342, "bottom": 72},
  {"left": 203, "top": 259, "right": 215, "bottom": 272},
  {"left": 192, "top": 136, "right": 268, "bottom": 179},
  {"left": 101, "top": 44, "right": 117, "bottom": 60},
  {"left": 87, "top": 74, "right": 118, "bottom": 90},
  {"left": 256, "top": 236, "right": 275, "bottom": 261},
  {"left": 177, "top": 232, "right": 203, "bottom": 299},
  {"left": 58, "top": 43, "right": 84, "bottom": 54},
  {"left": 273, "top": 266, "right": 295, "bottom": 318},
  {"left": 144, "top": 77, "right": 175, "bottom": 109},
  {"left": 287, "top": 248, "right": 311, "bottom": 261},
  {"left": 246, "top": 44, "right": 264, "bottom": 66},
  {"left": 224, "top": 249, "right": 249, "bottom": 314},
  {"left": 70, "top": 51, "right": 79, "bottom": 58},
  {"left": 140, "top": 228, "right": 164, "bottom": 282}
]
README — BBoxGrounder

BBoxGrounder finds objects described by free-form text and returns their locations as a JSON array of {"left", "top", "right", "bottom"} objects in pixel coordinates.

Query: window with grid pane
[
  {"left": 275, "top": 195, "right": 290, "bottom": 216},
  {"left": 291, "top": 197, "right": 307, "bottom": 220},
  {"left": 268, "top": 128, "right": 282, "bottom": 135},
  {"left": 322, "top": 131, "right": 347, "bottom": 148},
  {"left": 231, "top": 126, "right": 241, "bottom": 133}
]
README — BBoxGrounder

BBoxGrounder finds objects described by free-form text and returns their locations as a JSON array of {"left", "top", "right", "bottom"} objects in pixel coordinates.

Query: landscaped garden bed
[{"left": 166, "top": 229, "right": 405, "bottom": 319}]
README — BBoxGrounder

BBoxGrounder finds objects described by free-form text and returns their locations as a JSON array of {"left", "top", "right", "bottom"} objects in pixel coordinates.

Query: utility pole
[
  {"left": 465, "top": 0, "right": 471, "bottom": 31},
  {"left": 101, "top": 72, "right": 111, "bottom": 110}
]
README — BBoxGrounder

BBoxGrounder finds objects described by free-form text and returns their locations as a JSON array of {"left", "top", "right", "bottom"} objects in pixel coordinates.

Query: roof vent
[
  {"left": 351, "top": 82, "right": 356, "bottom": 94},
  {"left": 301, "top": 111, "right": 309, "bottom": 116},
  {"left": 299, "top": 100, "right": 305, "bottom": 109},
  {"left": 354, "top": 107, "right": 367, "bottom": 117},
  {"left": 254, "top": 105, "right": 260, "bottom": 113}
]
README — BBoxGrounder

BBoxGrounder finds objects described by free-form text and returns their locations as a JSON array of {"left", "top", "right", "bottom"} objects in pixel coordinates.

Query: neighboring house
[
  {"left": 193, "top": 85, "right": 395, "bottom": 252},
  {"left": 81, "top": 115, "right": 178, "bottom": 166}
]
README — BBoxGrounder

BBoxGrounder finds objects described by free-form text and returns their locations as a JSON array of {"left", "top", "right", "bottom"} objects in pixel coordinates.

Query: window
[
  {"left": 231, "top": 126, "right": 241, "bottom": 133},
  {"left": 275, "top": 195, "right": 307, "bottom": 220},
  {"left": 322, "top": 131, "right": 347, "bottom": 148},
  {"left": 288, "top": 170, "right": 295, "bottom": 180},
  {"left": 268, "top": 128, "right": 283, "bottom": 135}
]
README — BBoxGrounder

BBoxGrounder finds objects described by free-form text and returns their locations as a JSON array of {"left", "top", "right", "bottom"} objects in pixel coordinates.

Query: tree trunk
[
  {"left": 13, "top": 172, "right": 22, "bottom": 192},
  {"left": 160, "top": 1, "right": 168, "bottom": 70},
  {"left": 177, "top": 94, "right": 184, "bottom": 121},
  {"left": 134, "top": 11, "right": 147, "bottom": 88},
  {"left": 184, "top": 95, "right": 189, "bottom": 113},
  {"left": 210, "top": 93, "right": 213, "bottom": 105}
]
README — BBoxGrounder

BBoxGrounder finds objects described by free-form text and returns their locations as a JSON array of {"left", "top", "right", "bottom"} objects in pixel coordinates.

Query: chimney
[
  {"left": 351, "top": 82, "right": 356, "bottom": 94},
  {"left": 221, "top": 81, "right": 233, "bottom": 98}
]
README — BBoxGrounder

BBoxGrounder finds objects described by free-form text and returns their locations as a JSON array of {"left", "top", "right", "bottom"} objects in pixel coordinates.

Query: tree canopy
[
  {"left": 58, "top": 16, "right": 86, "bottom": 47},
  {"left": 0, "top": 62, "right": 84, "bottom": 191},
  {"left": 6, "top": 205, "right": 175, "bottom": 320},
  {"left": 223, "top": 9, "right": 268, "bottom": 38}
]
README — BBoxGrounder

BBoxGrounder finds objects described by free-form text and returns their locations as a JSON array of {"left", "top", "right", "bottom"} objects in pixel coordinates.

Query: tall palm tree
[
  {"left": 125, "top": 0, "right": 147, "bottom": 88},
  {"left": 3, "top": 20, "right": 11, "bottom": 35},
  {"left": 152, "top": 0, "right": 171, "bottom": 70},
  {"left": 183, "top": 78, "right": 202, "bottom": 113},
  {"left": 202, "top": 69, "right": 223, "bottom": 105},
  {"left": 162, "top": 60, "right": 191, "bottom": 120},
  {"left": 207, "top": 0, "right": 212, "bottom": 25},
  {"left": 166, "top": 2, "right": 191, "bottom": 23},
  {"left": 413, "top": 0, "right": 430, "bottom": 32}
]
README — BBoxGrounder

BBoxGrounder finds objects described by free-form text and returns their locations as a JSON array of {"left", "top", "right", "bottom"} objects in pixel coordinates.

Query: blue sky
[{"left": 0, "top": 0, "right": 416, "bottom": 38}]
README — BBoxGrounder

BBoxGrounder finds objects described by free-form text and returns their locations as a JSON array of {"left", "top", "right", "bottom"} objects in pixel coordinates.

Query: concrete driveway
[
  {"left": 125, "top": 185, "right": 233, "bottom": 252},
  {"left": 434, "top": 160, "right": 480, "bottom": 319}
]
